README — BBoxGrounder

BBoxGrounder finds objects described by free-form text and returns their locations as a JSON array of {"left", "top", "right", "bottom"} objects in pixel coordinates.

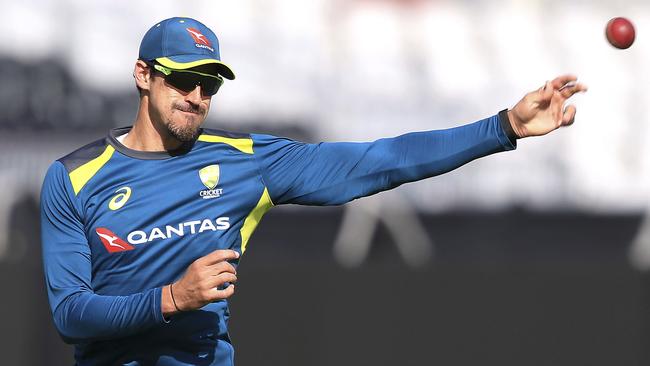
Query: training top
[{"left": 41, "top": 111, "right": 516, "bottom": 365}]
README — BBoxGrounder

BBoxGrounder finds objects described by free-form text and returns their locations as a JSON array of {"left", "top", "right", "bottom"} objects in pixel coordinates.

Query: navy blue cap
[{"left": 139, "top": 17, "right": 235, "bottom": 80}]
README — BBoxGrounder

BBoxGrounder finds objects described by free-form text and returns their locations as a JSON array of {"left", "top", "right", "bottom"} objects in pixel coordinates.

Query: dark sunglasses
[{"left": 149, "top": 63, "right": 224, "bottom": 97}]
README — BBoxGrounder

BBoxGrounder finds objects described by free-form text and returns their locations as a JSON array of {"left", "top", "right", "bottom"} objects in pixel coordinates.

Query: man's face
[{"left": 147, "top": 67, "right": 212, "bottom": 143}]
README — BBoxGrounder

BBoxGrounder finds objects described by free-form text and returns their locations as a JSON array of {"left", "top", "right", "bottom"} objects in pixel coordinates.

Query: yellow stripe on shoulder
[
  {"left": 69, "top": 145, "right": 115, "bottom": 195},
  {"left": 197, "top": 135, "right": 254, "bottom": 154},
  {"left": 240, "top": 187, "right": 274, "bottom": 254}
]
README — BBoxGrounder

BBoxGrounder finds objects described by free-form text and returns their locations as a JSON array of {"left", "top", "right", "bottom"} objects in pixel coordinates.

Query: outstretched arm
[{"left": 252, "top": 75, "right": 587, "bottom": 206}]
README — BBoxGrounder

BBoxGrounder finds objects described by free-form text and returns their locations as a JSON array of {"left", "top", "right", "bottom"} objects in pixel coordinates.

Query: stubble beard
[
  {"left": 166, "top": 102, "right": 207, "bottom": 142},
  {"left": 166, "top": 119, "right": 201, "bottom": 142}
]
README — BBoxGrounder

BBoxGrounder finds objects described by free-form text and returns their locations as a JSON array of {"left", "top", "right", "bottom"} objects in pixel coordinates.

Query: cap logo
[{"left": 186, "top": 27, "right": 211, "bottom": 47}]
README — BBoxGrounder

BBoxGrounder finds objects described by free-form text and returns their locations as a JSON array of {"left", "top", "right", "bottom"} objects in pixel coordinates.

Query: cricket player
[{"left": 41, "top": 17, "right": 587, "bottom": 365}]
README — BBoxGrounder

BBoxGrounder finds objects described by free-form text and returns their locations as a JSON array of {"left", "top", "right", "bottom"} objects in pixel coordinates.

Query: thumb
[{"left": 562, "top": 104, "right": 577, "bottom": 126}]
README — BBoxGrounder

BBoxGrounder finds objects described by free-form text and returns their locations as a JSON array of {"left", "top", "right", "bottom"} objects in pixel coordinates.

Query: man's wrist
[
  {"left": 161, "top": 284, "right": 180, "bottom": 317},
  {"left": 499, "top": 109, "right": 520, "bottom": 142}
]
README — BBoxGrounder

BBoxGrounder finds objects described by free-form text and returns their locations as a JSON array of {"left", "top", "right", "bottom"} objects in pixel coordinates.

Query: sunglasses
[{"left": 149, "top": 63, "right": 224, "bottom": 97}]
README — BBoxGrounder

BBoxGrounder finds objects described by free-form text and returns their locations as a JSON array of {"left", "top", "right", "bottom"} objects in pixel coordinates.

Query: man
[{"left": 41, "top": 16, "right": 586, "bottom": 365}]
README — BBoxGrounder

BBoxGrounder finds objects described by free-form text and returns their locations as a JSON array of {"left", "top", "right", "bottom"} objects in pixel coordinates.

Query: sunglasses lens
[
  {"left": 199, "top": 78, "right": 223, "bottom": 96},
  {"left": 164, "top": 72, "right": 223, "bottom": 97},
  {"left": 164, "top": 73, "right": 199, "bottom": 93}
]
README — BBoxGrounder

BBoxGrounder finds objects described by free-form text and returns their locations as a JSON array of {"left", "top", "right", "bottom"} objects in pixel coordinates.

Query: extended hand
[
  {"left": 508, "top": 75, "right": 588, "bottom": 138},
  {"left": 162, "top": 249, "right": 239, "bottom": 316}
]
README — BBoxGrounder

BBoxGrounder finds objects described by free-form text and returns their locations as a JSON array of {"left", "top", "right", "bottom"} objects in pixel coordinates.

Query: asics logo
[{"left": 108, "top": 186, "right": 131, "bottom": 211}]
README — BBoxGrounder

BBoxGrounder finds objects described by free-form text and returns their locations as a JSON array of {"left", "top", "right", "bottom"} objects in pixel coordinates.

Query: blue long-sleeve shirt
[{"left": 40, "top": 113, "right": 515, "bottom": 365}]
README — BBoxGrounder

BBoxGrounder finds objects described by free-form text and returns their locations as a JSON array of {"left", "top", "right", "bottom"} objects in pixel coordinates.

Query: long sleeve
[
  {"left": 252, "top": 113, "right": 515, "bottom": 206},
  {"left": 40, "top": 162, "right": 166, "bottom": 344}
]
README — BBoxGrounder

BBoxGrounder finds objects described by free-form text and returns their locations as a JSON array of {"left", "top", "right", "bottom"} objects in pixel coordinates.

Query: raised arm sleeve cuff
[{"left": 498, "top": 108, "right": 518, "bottom": 147}]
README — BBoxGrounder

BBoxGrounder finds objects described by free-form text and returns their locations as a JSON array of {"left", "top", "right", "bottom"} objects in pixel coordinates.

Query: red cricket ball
[{"left": 606, "top": 17, "right": 635, "bottom": 49}]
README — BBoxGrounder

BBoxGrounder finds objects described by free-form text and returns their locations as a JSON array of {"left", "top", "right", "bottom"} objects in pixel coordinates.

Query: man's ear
[{"left": 133, "top": 60, "right": 152, "bottom": 92}]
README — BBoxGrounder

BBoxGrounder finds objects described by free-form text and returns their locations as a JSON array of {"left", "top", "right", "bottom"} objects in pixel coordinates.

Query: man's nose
[{"left": 185, "top": 85, "right": 203, "bottom": 105}]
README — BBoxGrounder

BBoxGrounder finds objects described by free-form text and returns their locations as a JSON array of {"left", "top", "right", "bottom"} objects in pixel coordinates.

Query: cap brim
[{"left": 156, "top": 56, "right": 235, "bottom": 80}]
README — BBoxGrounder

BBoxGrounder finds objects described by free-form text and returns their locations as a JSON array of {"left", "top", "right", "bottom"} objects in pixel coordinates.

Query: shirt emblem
[
  {"left": 108, "top": 186, "right": 132, "bottom": 210},
  {"left": 199, "top": 165, "right": 223, "bottom": 199}
]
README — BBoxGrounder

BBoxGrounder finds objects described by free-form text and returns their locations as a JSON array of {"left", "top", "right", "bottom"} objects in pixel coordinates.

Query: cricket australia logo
[{"left": 199, "top": 164, "right": 223, "bottom": 199}]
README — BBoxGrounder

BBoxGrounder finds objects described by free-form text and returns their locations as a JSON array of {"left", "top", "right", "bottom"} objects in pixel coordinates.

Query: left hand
[{"left": 508, "top": 74, "right": 588, "bottom": 138}]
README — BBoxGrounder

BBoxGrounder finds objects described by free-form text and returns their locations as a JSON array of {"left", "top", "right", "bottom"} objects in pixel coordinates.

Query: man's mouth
[
  {"left": 173, "top": 102, "right": 203, "bottom": 115},
  {"left": 176, "top": 107, "right": 201, "bottom": 115}
]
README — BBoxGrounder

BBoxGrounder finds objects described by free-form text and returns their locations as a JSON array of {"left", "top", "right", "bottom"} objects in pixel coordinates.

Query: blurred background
[{"left": 1, "top": 0, "right": 650, "bottom": 364}]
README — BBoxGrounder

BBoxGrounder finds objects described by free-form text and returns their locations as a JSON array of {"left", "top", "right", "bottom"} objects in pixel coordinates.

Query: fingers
[
  {"left": 212, "top": 284, "right": 236, "bottom": 300},
  {"left": 562, "top": 104, "right": 577, "bottom": 126},
  {"left": 206, "top": 272, "right": 238, "bottom": 289},
  {"left": 548, "top": 74, "right": 587, "bottom": 99},
  {"left": 197, "top": 249, "right": 240, "bottom": 266},
  {"left": 207, "top": 260, "right": 237, "bottom": 275},
  {"left": 559, "top": 82, "right": 588, "bottom": 98},
  {"left": 539, "top": 75, "right": 587, "bottom": 102},
  {"left": 538, "top": 80, "right": 554, "bottom": 104},
  {"left": 550, "top": 74, "right": 578, "bottom": 90},
  {"left": 197, "top": 272, "right": 237, "bottom": 302}
]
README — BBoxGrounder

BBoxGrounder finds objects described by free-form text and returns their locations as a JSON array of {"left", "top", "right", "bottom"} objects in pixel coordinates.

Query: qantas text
[{"left": 127, "top": 217, "right": 230, "bottom": 245}]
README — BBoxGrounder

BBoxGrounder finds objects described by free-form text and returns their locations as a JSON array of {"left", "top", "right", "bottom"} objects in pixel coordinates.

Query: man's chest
[{"left": 78, "top": 151, "right": 266, "bottom": 292}]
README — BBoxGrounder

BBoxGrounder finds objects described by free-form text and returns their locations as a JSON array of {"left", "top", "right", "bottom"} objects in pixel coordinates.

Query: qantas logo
[
  {"left": 185, "top": 28, "right": 212, "bottom": 47},
  {"left": 96, "top": 228, "right": 134, "bottom": 253},
  {"left": 96, "top": 217, "right": 230, "bottom": 253}
]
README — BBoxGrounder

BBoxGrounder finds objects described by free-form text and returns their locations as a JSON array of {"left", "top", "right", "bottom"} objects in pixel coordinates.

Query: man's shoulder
[
  {"left": 197, "top": 128, "right": 255, "bottom": 154},
  {"left": 57, "top": 136, "right": 110, "bottom": 174},
  {"left": 199, "top": 128, "right": 251, "bottom": 139},
  {"left": 198, "top": 128, "right": 295, "bottom": 150}
]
